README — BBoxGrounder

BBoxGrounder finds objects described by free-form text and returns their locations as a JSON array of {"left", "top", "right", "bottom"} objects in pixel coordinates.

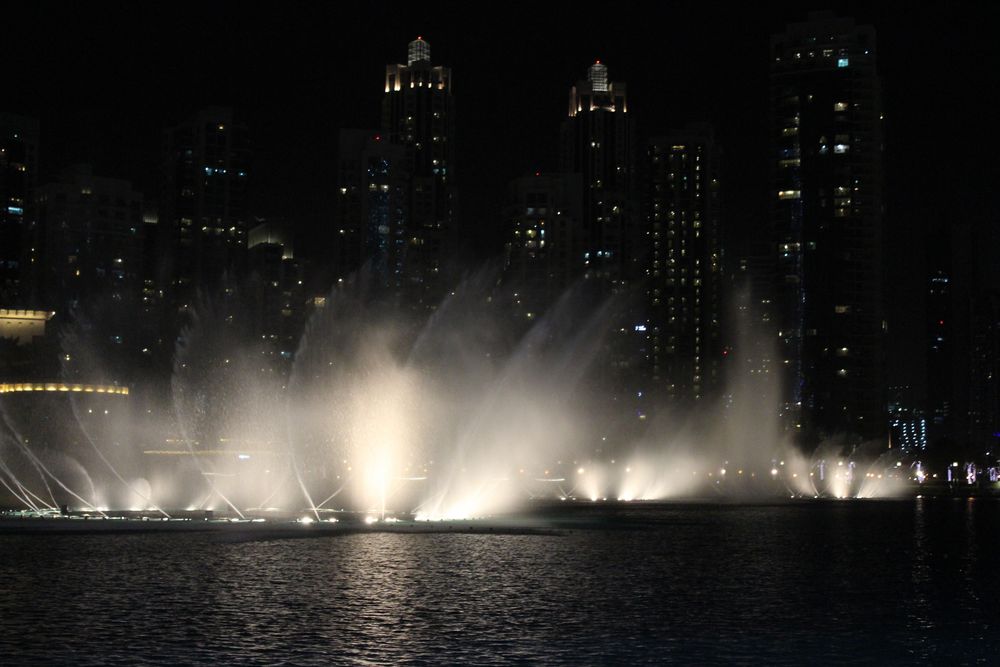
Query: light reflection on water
[{"left": 2, "top": 501, "right": 1000, "bottom": 664}]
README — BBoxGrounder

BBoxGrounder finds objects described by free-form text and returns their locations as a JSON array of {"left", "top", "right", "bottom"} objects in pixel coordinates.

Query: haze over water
[{"left": 0, "top": 270, "right": 914, "bottom": 519}]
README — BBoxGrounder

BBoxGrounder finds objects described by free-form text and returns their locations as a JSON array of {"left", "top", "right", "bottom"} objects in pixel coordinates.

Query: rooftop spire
[
  {"left": 408, "top": 37, "right": 430, "bottom": 66},
  {"left": 588, "top": 61, "right": 608, "bottom": 92}
]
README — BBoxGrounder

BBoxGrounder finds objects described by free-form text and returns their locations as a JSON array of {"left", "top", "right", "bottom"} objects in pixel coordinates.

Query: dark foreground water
[{"left": 2, "top": 499, "right": 999, "bottom": 665}]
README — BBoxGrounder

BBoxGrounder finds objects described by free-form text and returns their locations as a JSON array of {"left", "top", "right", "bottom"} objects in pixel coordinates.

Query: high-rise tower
[
  {"left": 381, "top": 37, "right": 456, "bottom": 310},
  {"left": 643, "top": 126, "right": 723, "bottom": 406},
  {"left": 35, "top": 165, "right": 144, "bottom": 314},
  {"left": 334, "top": 129, "right": 407, "bottom": 292},
  {"left": 158, "top": 107, "right": 251, "bottom": 314},
  {"left": 560, "top": 62, "right": 636, "bottom": 288},
  {"left": 770, "top": 11, "right": 885, "bottom": 442},
  {"left": 0, "top": 113, "right": 40, "bottom": 308},
  {"left": 504, "top": 172, "right": 584, "bottom": 320}
]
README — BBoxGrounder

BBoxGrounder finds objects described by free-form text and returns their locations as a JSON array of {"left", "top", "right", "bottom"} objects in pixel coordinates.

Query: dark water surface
[{"left": 2, "top": 500, "right": 999, "bottom": 665}]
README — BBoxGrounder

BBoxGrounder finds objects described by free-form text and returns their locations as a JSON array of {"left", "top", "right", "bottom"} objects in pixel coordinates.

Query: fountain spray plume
[
  {"left": 287, "top": 271, "right": 427, "bottom": 519},
  {"left": 0, "top": 410, "right": 106, "bottom": 516},
  {"left": 58, "top": 309, "right": 171, "bottom": 517},
  {"left": 171, "top": 284, "right": 267, "bottom": 519},
  {"left": 413, "top": 278, "right": 618, "bottom": 520}
]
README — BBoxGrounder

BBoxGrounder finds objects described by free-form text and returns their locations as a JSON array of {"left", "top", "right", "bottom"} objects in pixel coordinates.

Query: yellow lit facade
[
  {"left": 0, "top": 309, "right": 55, "bottom": 345},
  {"left": 0, "top": 382, "right": 129, "bottom": 395}
]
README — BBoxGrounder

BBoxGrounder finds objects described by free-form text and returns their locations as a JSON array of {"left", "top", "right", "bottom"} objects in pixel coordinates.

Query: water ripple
[{"left": 2, "top": 502, "right": 1000, "bottom": 664}]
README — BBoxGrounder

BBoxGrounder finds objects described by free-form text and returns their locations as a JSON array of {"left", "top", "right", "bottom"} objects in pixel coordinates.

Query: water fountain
[{"left": 0, "top": 270, "right": 927, "bottom": 527}]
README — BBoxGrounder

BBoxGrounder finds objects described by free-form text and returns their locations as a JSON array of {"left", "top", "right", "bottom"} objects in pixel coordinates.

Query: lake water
[{"left": 2, "top": 499, "right": 998, "bottom": 664}]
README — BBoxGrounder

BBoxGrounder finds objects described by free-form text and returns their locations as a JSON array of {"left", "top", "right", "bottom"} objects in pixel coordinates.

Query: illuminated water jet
[{"left": 0, "top": 273, "right": 939, "bottom": 520}]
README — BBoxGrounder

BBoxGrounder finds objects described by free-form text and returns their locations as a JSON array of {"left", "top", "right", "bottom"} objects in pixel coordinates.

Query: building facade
[
  {"left": 247, "top": 220, "right": 308, "bottom": 375},
  {"left": 381, "top": 37, "right": 456, "bottom": 310},
  {"left": 334, "top": 129, "right": 407, "bottom": 293},
  {"left": 560, "top": 62, "right": 637, "bottom": 288},
  {"left": 642, "top": 126, "right": 723, "bottom": 406},
  {"left": 887, "top": 385, "right": 928, "bottom": 454},
  {"left": 0, "top": 113, "right": 40, "bottom": 308},
  {"left": 35, "top": 165, "right": 144, "bottom": 315},
  {"left": 969, "top": 290, "right": 1000, "bottom": 456},
  {"left": 504, "top": 172, "right": 584, "bottom": 320},
  {"left": 770, "top": 12, "right": 886, "bottom": 442},
  {"left": 158, "top": 107, "right": 251, "bottom": 315}
]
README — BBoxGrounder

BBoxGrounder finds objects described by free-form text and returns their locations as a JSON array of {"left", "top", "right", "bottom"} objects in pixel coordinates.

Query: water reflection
[{"left": 2, "top": 502, "right": 1000, "bottom": 663}]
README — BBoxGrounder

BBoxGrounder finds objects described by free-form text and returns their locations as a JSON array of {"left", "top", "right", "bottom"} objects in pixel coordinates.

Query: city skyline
[
  {"left": 4, "top": 4, "right": 993, "bottom": 247},
  {"left": 4, "top": 7, "right": 1000, "bottom": 664},
  {"left": 2, "top": 3, "right": 999, "bottom": 438}
]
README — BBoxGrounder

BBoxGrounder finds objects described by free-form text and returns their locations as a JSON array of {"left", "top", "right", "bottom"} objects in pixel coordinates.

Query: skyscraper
[
  {"left": 34, "top": 165, "right": 144, "bottom": 314},
  {"left": 247, "top": 220, "right": 307, "bottom": 374},
  {"left": 504, "top": 172, "right": 583, "bottom": 319},
  {"left": 560, "top": 61, "right": 636, "bottom": 288},
  {"left": 158, "top": 107, "right": 251, "bottom": 315},
  {"left": 642, "top": 126, "right": 723, "bottom": 405},
  {"left": 925, "top": 224, "right": 957, "bottom": 444},
  {"left": 381, "top": 37, "right": 456, "bottom": 310},
  {"left": 34, "top": 165, "right": 144, "bottom": 380},
  {"left": 334, "top": 129, "right": 407, "bottom": 292},
  {"left": 770, "top": 11, "right": 885, "bottom": 442},
  {"left": 969, "top": 290, "right": 1000, "bottom": 455},
  {"left": 0, "top": 113, "right": 39, "bottom": 308}
]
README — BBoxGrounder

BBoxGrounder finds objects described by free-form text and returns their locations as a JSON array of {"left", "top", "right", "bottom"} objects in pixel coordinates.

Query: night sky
[{"left": 5, "top": 1, "right": 1000, "bottom": 391}]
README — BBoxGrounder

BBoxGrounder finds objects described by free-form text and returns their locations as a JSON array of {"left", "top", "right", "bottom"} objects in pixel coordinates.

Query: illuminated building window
[
  {"left": 588, "top": 62, "right": 609, "bottom": 92},
  {"left": 838, "top": 58, "right": 849, "bottom": 67}
]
